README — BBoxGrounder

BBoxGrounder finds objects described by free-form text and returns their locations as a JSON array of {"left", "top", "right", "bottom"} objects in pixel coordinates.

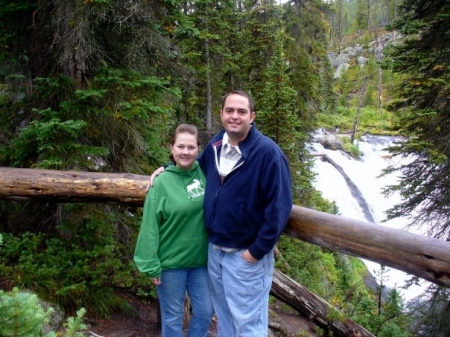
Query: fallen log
[
  {"left": 1, "top": 167, "right": 450, "bottom": 288},
  {"left": 271, "top": 269, "right": 374, "bottom": 337},
  {"left": 286, "top": 206, "right": 450, "bottom": 288},
  {"left": 0, "top": 167, "right": 149, "bottom": 205}
]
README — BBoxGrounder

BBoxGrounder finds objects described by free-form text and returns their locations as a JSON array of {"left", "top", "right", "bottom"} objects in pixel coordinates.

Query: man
[{"left": 151, "top": 90, "right": 292, "bottom": 336}]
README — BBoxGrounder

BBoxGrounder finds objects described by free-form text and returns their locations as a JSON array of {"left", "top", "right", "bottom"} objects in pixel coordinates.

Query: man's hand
[
  {"left": 241, "top": 250, "right": 258, "bottom": 263},
  {"left": 145, "top": 166, "right": 165, "bottom": 192}
]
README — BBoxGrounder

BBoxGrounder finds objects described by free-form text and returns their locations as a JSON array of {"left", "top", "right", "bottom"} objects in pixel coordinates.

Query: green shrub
[
  {"left": 0, "top": 204, "right": 153, "bottom": 318},
  {"left": 0, "top": 287, "right": 57, "bottom": 337},
  {"left": 342, "top": 141, "right": 362, "bottom": 159},
  {"left": 317, "top": 105, "right": 396, "bottom": 136},
  {"left": 0, "top": 287, "right": 88, "bottom": 337}
]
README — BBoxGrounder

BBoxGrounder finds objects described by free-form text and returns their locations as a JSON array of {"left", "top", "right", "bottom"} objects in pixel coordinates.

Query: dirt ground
[
  {"left": 0, "top": 275, "right": 318, "bottom": 337},
  {"left": 86, "top": 299, "right": 161, "bottom": 337},
  {"left": 86, "top": 298, "right": 319, "bottom": 337}
]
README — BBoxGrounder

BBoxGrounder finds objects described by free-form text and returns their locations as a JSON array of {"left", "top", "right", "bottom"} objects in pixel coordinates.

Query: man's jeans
[
  {"left": 208, "top": 243, "right": 274, "bottom": 337},
  {"left": 157, "top": 267, "right": 213, "bottom": 337}
]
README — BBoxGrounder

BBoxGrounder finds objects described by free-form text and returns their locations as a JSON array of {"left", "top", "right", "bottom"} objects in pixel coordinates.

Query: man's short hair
[{"left": 221, "top": 90, "right": 255, "bottom": 113}]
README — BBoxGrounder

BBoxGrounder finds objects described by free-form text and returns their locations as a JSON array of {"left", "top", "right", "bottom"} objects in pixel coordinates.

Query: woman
[{"left": 134, "top": 124, "right": 213, "bottom": 337}]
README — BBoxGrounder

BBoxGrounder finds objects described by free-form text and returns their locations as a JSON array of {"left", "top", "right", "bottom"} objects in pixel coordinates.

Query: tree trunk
[
  {"left": 205, "top": 37, "right": 212, "bottom": 132},
  {"left": 1, "top": 167, "right": 450, "bottom": 288},
  {"left": 351, "top": 77, "right": 367, "bottom": 144},
  {"left": 271, "top": 269, "right": 375, "bottom": 337}
]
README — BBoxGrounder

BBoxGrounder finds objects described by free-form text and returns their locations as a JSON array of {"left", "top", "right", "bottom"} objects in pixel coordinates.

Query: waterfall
[
  {"left": 319, "top": 155, "right": 377, "bottom": 223},
  {"left": 309, "top": 131, "right": 427, "bottom": 302}
]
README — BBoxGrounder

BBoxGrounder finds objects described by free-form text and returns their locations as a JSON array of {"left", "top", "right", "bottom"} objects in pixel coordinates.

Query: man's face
[{"left": 220, "top": 94, "right": 255, "bottom": 145}]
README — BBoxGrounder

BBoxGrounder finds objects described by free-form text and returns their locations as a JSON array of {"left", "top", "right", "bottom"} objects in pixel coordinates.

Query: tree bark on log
[
  {"left": 1, "top": 167, "right": 450, "bottom": 288},
  {"left": 0, "top": 167, "right": 149, "bottom": 205},
  {"left": 286, "top": 206, "right": 450, "bottom": 288},
  {"left": 271, "top": 269, "right": 375, "bottom": 337}
]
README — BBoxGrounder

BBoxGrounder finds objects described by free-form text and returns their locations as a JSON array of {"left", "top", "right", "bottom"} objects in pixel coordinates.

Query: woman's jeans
[
  {"left": 157, "top": 267, "right": 213, "bottom": 337},
  {"left": 208, "top": 243, "right": 274, "bottom": 337}
]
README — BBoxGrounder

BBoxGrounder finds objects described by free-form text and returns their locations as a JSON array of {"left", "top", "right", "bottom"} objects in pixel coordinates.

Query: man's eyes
[{"left": 225, "top": 109, "right": 247, "bottom": 114}]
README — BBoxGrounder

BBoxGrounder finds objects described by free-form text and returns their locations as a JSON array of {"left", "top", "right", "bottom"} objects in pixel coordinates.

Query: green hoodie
[{"left": 134, "top": 161, "right": 208, "bottom": 278}]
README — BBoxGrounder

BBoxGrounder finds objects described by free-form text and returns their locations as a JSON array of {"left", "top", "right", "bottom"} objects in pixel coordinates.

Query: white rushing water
[{"left": 309, "top": 132, "right": 428, "bottom": 303}]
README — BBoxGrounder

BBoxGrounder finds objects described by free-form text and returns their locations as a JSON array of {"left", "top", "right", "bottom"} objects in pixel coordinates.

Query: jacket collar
[{"left": 212, "top": 123, "right": 259, "bottom": 153}]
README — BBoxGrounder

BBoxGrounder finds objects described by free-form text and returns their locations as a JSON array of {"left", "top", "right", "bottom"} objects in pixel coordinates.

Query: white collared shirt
[{"left": 219, "top": 133, "right": 242, "bottom": 177}]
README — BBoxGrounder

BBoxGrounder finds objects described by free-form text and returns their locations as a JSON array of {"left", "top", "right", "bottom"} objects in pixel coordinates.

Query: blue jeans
[
  {"left": 208, "top": 244, "right": 274, "bottom": 337},
  {"left": 157, "top": 267, "right": 213, "bottom": 337}
]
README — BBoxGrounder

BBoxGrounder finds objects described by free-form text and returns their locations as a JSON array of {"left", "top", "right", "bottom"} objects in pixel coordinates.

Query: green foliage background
[{"left": 0, "top": 0, "right": 438, "bottom": 335}]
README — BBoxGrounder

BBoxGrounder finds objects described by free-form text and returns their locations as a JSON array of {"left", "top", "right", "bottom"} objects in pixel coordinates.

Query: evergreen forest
[{"left": 1, "top": 0, "right": 450, "bottom": 336}]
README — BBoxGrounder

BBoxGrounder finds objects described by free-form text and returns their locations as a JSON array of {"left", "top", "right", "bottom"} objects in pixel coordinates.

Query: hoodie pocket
[{"left": 164, "top": 235, "right": 208, "bottom": 268}]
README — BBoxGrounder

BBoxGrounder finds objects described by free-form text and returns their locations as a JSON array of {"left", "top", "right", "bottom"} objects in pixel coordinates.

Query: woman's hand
[{"left": 151, "top": 277, "right": 162, "bottom": 285}]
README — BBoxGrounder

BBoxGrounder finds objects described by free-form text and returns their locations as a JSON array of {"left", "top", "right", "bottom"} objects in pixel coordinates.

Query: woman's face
[{"left": 171, "top": 132, "right": 199, "bottom": 170}]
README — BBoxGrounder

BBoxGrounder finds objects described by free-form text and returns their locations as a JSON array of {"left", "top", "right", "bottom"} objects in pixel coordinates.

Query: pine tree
[
  {"left": 175, "top": 0, "right": 239, "bottom": 132},
  {"left": 356, "top": 0, "right": 369, "bottom": 30},
  {"left": 0, "top": 0, "right": 188, "bottom": 172},
  {"left": 283, "top": 0, "right": 332, "bottom": 128},
  {"left": 240, "top": 0, "right": 281, "bottom": 94},
  {"left": 257, "top": 26, "right": 306, "bottom": 203},
  {"left": 408, "top": 285, "right": 450, "bottom": 336},
  {"left": 383, "top": 2, "right": 450, "bottom": 335},
  {"left": 383, "top": 0, "right": 450, "bottom": 239}
]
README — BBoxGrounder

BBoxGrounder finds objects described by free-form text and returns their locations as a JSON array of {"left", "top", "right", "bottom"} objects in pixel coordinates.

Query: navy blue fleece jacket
[{"left": 198, "top": 124, "right": 292, "bottom": 260}]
